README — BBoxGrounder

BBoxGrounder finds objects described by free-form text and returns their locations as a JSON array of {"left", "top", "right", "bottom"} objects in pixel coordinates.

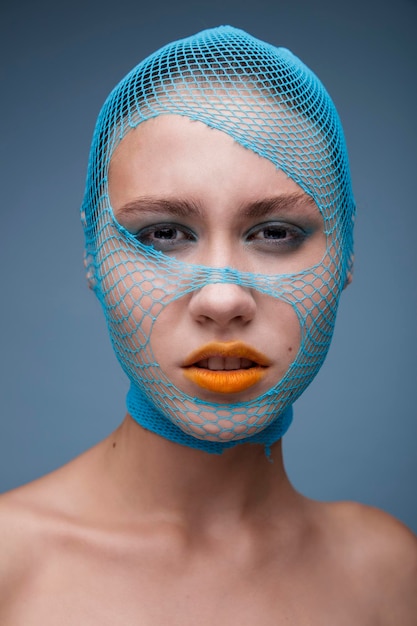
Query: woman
[{"left": 0, "top": 26, "right": 415, "bottom": 625}]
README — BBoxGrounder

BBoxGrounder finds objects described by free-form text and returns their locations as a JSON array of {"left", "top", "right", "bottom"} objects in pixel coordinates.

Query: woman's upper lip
[{"left": 182, "top": 341, "right": 271, "bottom": 367}]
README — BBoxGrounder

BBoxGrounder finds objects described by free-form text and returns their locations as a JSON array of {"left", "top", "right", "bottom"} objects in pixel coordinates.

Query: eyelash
[
  {"left": 133, "top": 221, "right": 307, "bottom": 253},
  {"left": 245, "top": 222, "right": 306, "bottom": 250},
  {"left": 134, "top": 223, "right": 196, "bottom": 250}
]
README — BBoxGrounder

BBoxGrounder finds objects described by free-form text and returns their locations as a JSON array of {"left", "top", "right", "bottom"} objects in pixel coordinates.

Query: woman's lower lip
[{"left": 183, "top": 367, "right": 267, "bottom": 393}]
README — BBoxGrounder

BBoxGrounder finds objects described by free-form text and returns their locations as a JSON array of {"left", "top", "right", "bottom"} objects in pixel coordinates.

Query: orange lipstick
[{"left": 182, "top": 341, "right": 271, "bottom": 394}]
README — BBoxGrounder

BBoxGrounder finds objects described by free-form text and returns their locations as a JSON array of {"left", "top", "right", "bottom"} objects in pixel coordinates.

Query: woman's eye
[
  {"left": 134, "top": 224, "right": 196, "bottom": 251},
  {"left": 259, "top": 226, "right": 289, "bottom": 240},
  {"left": 246, "top": 222, "right": 306, "bottom": 250}
]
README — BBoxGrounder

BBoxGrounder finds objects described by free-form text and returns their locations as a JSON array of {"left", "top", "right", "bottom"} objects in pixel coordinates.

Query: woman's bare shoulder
[
  {"left": 0, "top": 481, "right": 52, "bottom": 609},
  {"left": 326, "top": 500, "right": 417, "bottom": 555},
  {"left": 323, "top": 500, "right": 417, "bottom": 625},
  {"left": 0, "top": 451, "right": 100, "bottom": 606}
]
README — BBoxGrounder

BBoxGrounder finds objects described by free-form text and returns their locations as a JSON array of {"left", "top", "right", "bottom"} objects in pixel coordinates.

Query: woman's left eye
[
  {"left": 246, "top": 222, "right": 306, "bottom": 250},
  {"left": 134, "top": 223, "right": 196, "bottom": 252}
]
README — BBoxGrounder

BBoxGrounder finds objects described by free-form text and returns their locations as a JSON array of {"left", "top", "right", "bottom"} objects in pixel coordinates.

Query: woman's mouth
[{"left": 182, "top": 341, "right": 270, "bottom": 393}]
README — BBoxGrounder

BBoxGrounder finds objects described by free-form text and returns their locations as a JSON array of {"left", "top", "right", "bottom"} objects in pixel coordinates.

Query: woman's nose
[{"left": 188, "top": 282, "right": 256, "bottom": 328}]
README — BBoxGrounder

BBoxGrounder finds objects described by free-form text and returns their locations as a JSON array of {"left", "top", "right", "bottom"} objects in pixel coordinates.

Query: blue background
[{"left": 1, "top": 0, "right": 416, "bottom": 532}]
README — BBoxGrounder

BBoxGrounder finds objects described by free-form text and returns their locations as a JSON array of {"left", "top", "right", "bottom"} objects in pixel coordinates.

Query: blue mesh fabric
[{"left": 81, "top": 25, "right": 355, "bottom": 453}]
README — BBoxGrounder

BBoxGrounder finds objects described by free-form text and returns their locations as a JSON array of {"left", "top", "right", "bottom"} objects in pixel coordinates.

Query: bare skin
[{"left": 0, "top": 416, "right": 416, "bottom": 625}]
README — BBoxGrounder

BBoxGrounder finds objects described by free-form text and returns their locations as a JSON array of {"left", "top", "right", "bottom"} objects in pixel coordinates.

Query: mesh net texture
[{"left": 81, "top": 25, "right": 355, "bottom": 454}]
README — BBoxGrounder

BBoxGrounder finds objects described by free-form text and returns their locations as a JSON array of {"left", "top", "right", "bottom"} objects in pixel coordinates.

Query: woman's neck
[{"left": 97, "top": 414, "right": 301, "bottom": 531}]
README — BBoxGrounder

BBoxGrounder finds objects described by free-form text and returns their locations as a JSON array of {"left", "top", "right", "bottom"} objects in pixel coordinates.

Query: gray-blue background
[{"left": 1, "top": 0, "right": 416, "bottom": 533}]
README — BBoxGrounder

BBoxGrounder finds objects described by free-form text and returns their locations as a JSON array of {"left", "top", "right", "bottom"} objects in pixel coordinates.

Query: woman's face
[{"left": 107, "top": 114, "right": 327, "bottom": 412}]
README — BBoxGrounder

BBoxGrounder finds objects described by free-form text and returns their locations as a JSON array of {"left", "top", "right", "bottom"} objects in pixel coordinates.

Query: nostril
[{"left": 188, "top": 282, "right": 256, "bottom": 327}]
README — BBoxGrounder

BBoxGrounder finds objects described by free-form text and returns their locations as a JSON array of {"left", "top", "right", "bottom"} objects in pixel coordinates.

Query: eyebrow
[
  {"left": 116, "top": 192, "right": 318, "bottom": 221},
  {"left": 116, "top": 197, "right": 205, "bottom": 221},
  {"left": 239, "top": 193, "right": 318, "bottom": 218}
]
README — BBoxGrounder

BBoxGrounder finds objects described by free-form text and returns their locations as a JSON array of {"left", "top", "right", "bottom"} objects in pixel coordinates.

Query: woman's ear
[
  {"left": 343, "top": 253, "right": 354, "bottom": 290},
  {"left": 81, "top": 209, "right": 96, "bottom": 291},
  {"left": 84, "top": 249, "right": 96, "bottom": 291}
]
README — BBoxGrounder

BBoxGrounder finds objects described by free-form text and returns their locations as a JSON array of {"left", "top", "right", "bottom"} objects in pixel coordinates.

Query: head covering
[{"left": 81, "top": 26, "right": 355, "bottom": 453}]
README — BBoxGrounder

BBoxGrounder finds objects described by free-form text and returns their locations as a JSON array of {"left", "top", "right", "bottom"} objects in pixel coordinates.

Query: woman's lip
[
  {"left": 182, "top": 341, "right": 271, "bottom": 394},
  {"left": 182, "top": 341, "right": 271, "bottom": 368},
  {"left": 183, "top": 367, "right": 267, "bottom": 394}
]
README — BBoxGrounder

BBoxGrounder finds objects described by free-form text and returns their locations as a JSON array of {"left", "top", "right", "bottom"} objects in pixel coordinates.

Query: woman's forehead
[
  {"left": 108, "top": 115, "right": 320, "bottom": 215},
  {"left": 107, "top": 102, "right": 332, "bottom": 199}
]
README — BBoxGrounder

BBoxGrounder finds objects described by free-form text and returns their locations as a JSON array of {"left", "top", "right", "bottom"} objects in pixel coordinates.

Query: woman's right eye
[{"left": 134, "top": 223, "right": 196, "bottom": 252}]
